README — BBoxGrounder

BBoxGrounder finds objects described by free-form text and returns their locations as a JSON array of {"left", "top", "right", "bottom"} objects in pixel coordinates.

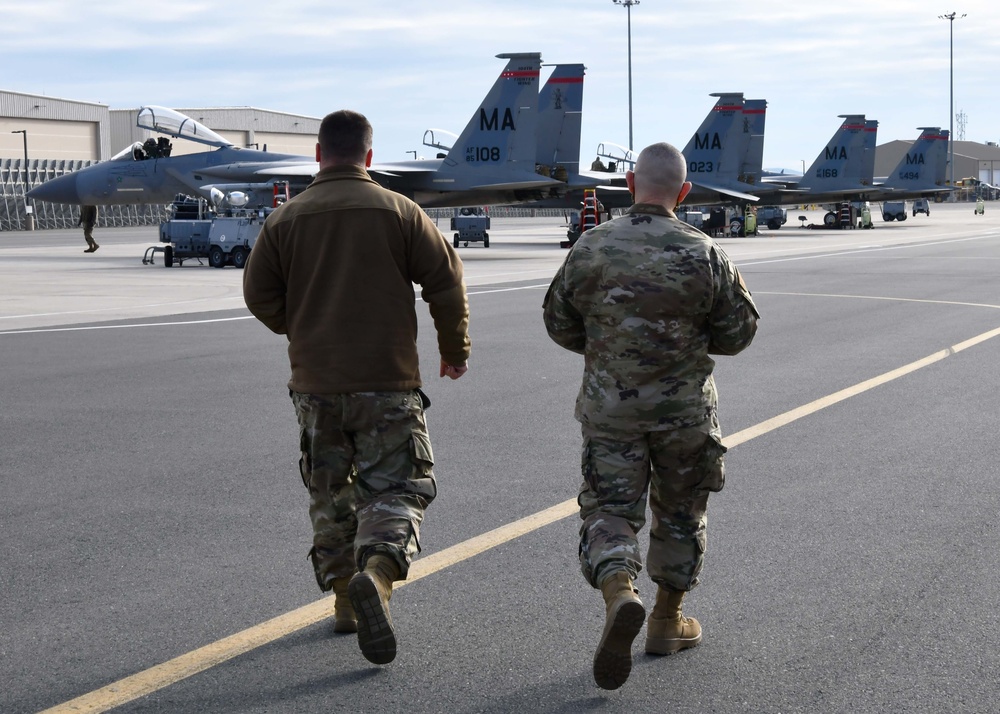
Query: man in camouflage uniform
[
  {"left": 243, "top": 110, "right": 471, "bottom": 665},
  {"left": 543, "top": 142, "right": 758, "bottom": 690}
]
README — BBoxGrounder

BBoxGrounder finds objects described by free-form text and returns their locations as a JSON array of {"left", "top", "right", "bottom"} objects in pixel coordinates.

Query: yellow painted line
[
  {"left": 39, "top": 323, "right": 1000, "bottom": 713},
  {"left": 38, "top": 501, "right": 577, "bottom": 714},
  {"left": 724, "top": 324, "right": 1000, "bottom": 449},
  {"left": 756, "top": 291, "right": 1000, "bottom": 311}
]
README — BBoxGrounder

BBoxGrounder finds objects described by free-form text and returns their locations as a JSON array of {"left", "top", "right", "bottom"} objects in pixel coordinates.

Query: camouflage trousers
[
  {"left": 291, "top": 390, "right": 437, "bottom": 591},
  {"left": 577, "top": 414, "right": 726, "bottom": 592}
]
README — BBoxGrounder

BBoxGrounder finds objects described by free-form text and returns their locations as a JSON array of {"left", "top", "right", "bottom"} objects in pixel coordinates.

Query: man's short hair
[
  {"left": 634, "top": 142, "right": 687, "bottom": 195},
  {"left": 318, "top": 110, "right": 373, "bottom": 165}
]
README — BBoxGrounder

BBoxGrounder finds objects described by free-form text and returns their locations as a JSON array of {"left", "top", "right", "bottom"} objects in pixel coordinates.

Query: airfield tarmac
[{"left": 2, "top": 202, "right": 999, "bottom": 713}]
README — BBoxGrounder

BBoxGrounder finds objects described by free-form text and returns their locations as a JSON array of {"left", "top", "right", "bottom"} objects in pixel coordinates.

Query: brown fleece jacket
[{"left": 243, "top": 164, "right": 470, "bottom": 393}]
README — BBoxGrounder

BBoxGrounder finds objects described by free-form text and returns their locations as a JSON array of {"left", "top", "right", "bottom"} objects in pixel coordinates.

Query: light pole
[
  {"left": 612, "top": 0, "right": 639, "bottom": 152},
  {"left": 11, "top": 129, "right": 32, "bottom": 229},
  {"left": 10, "top": 129, "right": 29, "bottom": 194},
  {"left": 939, "top": 12, "right": 966, "bottom": 191}
]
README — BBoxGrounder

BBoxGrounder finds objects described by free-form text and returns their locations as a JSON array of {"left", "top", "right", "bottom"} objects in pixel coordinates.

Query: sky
[{"left": 4, "top": 0, "right": 998, "bottom": 171}]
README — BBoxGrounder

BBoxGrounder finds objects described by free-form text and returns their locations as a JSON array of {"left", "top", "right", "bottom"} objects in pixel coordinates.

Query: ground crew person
[
  {"left": 543, "top": 142, "right": 759, "bottom": 690},
  {"left": 243, "top": 109, "right": 471, "bottom": 666},
  {"left": 78, "top": 205, "right": 99, "bottom": 252}
]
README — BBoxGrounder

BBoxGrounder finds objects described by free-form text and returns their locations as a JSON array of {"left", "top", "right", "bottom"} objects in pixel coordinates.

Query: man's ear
[
  {"left": 365, "top": 148, "right": 373, "bottom": 168},
  {"left": 675, "top": 181, "right": 693, "bottom": 207},
  {"left": 315, "top": 143, "right": 322, "bottom": 163},
  {"left": 625, "top": 170, "right": 635, "bottom": 195}
]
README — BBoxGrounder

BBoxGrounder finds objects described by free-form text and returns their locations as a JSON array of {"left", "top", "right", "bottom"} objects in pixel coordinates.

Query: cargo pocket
[
  {"left": 410, "top": 430, "right": 435, "bottom": 472},
  {"left": 298, "top": 429, "right": 312, "bottom": 491},
  {"left": 577, "top": 436, "right": 599, "bottom": 512},
  {"left": 408, "top": 429, "right": 438, "bottom": 504},
  {"left": 697, "top": 434, "right": 727, "bottom": 493}
]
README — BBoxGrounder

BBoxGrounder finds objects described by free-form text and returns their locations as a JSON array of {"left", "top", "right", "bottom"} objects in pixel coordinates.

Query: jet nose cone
[{"left": 26, "top": 173, "right": 80, "bottom": 204}]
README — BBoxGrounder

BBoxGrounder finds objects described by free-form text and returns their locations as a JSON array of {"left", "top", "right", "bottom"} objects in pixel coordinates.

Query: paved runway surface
[{"left": 2, "top": 203, "right": 999, "bottom": 713}]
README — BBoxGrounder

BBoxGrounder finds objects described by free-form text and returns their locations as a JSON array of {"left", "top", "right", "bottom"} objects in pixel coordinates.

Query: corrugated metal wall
[{"left": 0, "top": 92, "right": 110, "bottom": 159}]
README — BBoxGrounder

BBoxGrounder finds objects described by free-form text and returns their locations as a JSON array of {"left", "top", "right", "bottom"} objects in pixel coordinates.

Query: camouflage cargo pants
[
  {"left": 577, "top": 415, "right": 726, "bottom": 592},
  {"left": 291, "top": 390, "right": 437, "bottom": 591}
]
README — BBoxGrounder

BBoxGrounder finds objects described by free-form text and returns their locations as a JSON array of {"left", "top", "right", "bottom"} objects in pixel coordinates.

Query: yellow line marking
[
  {"left": 38, "top": 502, "right": 576, "bottom": 714},
  {"left": 38, "top": 323, "right": 1000, "bottom": 713},
  {"left": 756, "top": 291, "right": 1000, "bottom": 311}
]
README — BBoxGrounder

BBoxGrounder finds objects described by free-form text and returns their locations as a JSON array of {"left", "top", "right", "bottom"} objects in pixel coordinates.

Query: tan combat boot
[
  {"left": 644, "top": 587, "right": 702, "bottom": 655},
  {"left": 593, "top": 571, "right": 646, "bottom": 690},
  {"left": 331, "top": 577, "right": 357, "bottom": 634},
  {"left": 348, "top": 554, "right": 400, "bottom": 664}
]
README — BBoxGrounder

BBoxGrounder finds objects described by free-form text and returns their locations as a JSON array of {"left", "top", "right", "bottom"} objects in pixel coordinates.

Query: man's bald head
[{"left": 627, "top": 142, "right": 691, "bottom": 211}]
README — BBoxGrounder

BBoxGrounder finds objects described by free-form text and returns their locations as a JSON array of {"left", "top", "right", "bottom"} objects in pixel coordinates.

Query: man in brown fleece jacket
[{"left": 243, "top": 109, "right": 470, "bottom": 666}]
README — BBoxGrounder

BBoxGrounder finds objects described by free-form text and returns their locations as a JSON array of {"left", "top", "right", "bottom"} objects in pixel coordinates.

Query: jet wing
[
  {"left": 252, "top": 163, "right": 320, "bottom": 177},
  {"left": 454, "top": 178, "right": 565, "bottom": 191},
  {"left": 693, "top": 181, "right": 759, "bottom": 202}
]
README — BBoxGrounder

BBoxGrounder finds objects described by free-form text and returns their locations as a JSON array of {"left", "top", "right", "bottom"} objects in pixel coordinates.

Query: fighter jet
[
  {"left": 535, "top": 91, "right": 770, "bottom": 212},
  {"left": 758, "top": 120, "right": 951, "bottom": 216},
  {"left": 422, "top": 62, "right": 602, "bottom": 191},
  {"left": 26, "top": 106, "right": 311, "bottom": 207},
  {"left": 28, "top": 53, "right": 566, "bottom": 210},
  {"left": 752, "top": 114, "right": 881, "bottom": 211}
]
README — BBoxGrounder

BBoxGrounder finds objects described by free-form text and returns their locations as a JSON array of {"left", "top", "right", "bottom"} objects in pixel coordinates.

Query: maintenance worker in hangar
[
  {"left": 243, "top": 109, "right": 471, "bottom": 666},
  {"left": 543, "top": 141, "right": 759, "bottom": 690}
]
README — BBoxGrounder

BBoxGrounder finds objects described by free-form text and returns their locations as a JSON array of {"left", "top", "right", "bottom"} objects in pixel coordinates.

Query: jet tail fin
[
  {"left": 798, "top": 115, "right": 873, "bottom": 191},
  {"left": 439, "top": 52, "right": 542, "bottom": 180},
  {"left": 682, "top": 93, "right": 747, "bottom": 183},
  {"left": 536, "top": 63, "right": 585, "bottom": 179},
  {"left": 882, "top": 128, "right": 950, "bottom": 191},
  {"left": 739, "top": 99, "right": 767, "bottom": 185}
]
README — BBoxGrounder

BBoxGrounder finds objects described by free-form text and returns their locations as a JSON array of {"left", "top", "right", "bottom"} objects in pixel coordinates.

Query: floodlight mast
[
  {"left": 938, "top": 11, "right": 966, "bottom": 191},
  {"left": 612, "top": 0, "right": 639, "bottom": 152}
]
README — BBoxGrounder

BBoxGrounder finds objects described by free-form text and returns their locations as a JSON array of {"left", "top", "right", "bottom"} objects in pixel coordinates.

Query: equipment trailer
[{"left": 143, "top": 210, "right": 267, "bottom": 268}]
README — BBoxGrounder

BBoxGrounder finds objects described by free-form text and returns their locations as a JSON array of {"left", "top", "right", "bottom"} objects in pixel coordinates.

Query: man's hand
[{"left": 440, "top": 360, "right": 468, "bottom": 380}]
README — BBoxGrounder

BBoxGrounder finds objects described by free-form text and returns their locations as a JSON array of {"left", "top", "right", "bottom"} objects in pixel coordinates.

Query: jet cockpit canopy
[{"left": 137, "top": 106, "right": 233, "bottom": 148}]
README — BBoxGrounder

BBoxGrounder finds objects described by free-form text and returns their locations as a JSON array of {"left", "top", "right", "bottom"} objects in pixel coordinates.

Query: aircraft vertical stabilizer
[
  {"left": 682, "top": 93, "right": 745, "bottom": 181},
  {"left": 797, "top": 115, "right": 870, "bottom": 191},
  {"left": 882, "top": 128, "right": 950, "bottom": 191},
  {"left": 680, "top": 93, "right": 760, "bottom": 202},
  {"left": 860, "top": 119, "right": 879, "bottom": 187},
  {"left": 740, "top": 99, "right": 767, "bottom": 185},
  {"left": 536, "top": 63, "right": 585, "bottom": 178},
  {"left": 439, "top": 52, "right": 542, "bottom": 179}
]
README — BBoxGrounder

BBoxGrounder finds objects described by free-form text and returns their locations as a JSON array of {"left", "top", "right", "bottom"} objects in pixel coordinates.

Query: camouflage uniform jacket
[
  {"left": 243, "top": 165, "right": 471, "bottom": 394},
  {"left": 543, "top": 202, "right": 758, "bottom": 432}
]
